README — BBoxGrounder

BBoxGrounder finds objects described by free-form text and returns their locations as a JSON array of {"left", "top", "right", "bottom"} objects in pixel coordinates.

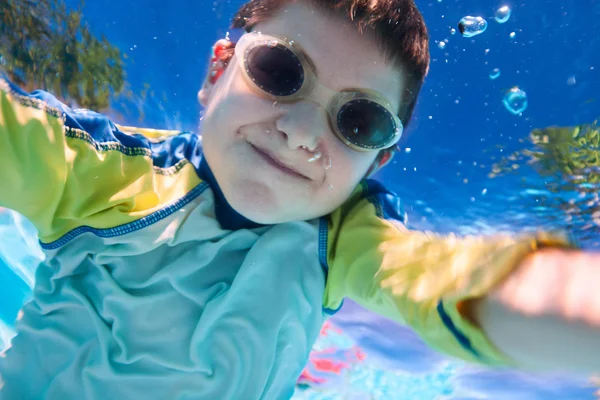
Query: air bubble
[
  {"left": 353, "top": 127, "right": 359, "bottom": 134},
  {"left": 438, "top": 41, "right": 446, "bottom": 49},
  {"left": 450, "top": 28, "right": 456, "bottom": 35},
  {"left": 503, "top": 87, "right": 528, "bottom": 115},
  {"left": 458, "top": 16, "right": 487, "bottom": 38},
  {"left": 489, "top": 68, "right": 501, "bottom": 80},
  {"left": 322, "top": 153, "right": 332, "bottom": 170},
  {"left": 308, "top": 151, "right": 322, "bottom": 163},
  {"left": 272, "top": 101, "right": 280, "bottom": 108},
  {"left": 494, "top": 5, "right": 511, "bottom": 23},
  {"left": 267, "top": 40, "right": 278, "bottom": 48},
  {"left": 328, "top": 184, "right": 334, "bottom": 191}
]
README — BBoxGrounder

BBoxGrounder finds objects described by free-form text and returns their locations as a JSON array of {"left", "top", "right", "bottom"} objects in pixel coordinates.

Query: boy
[{"left": 0, "top": 0, "right": 599, "bottom": 398}]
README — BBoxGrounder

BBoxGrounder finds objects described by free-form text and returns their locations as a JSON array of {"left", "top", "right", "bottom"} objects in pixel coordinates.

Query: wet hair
[{"left": 231, "top": 0, "right": 430, "bottom": 130}]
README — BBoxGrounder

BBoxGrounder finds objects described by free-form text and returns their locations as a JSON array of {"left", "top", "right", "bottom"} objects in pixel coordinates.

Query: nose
[{"left": 275, "top": 101, "right": 329, "bottom": 151}]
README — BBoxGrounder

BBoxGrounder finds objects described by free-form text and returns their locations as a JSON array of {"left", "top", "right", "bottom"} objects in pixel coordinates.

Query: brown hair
[{"left": 230, "top": 0, "right": 430, "bottom": 129}]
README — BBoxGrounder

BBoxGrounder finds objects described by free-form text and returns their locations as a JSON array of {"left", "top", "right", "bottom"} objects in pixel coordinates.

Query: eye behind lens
[
  {"left": 336, "top": 99, "right": 398, "bottom": 149},
  {"left": 245, "top": 43, "right": 304, "bottom": 97}
]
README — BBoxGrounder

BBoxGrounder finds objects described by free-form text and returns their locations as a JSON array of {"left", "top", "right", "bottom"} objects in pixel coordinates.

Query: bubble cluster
[
  {"left": 494, "top": 5, "right": 512, "bottom": 23},
  {"left": 322, "top": 153, "right": 332, "bottom": 170},
  {"left": 503, "top": 87, "right": 528, "bottom": 115},
  {"left": 458, "top": 16, "right": 487, "bottom": 38}
]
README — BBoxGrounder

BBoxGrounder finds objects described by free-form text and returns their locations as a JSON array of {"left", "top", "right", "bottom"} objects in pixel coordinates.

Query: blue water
[{"left": 1, "top": 0, "right": 599, "bottom": 398}]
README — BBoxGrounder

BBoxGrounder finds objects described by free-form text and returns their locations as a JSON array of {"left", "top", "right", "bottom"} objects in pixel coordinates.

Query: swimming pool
[{"left": 1, "top": 0, "right": 599, "bottom": 398}]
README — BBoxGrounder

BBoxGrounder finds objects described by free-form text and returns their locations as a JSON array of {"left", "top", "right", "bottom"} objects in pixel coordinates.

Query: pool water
[{"left": 1, "top": 0, "right": 599, "bottom": 398}]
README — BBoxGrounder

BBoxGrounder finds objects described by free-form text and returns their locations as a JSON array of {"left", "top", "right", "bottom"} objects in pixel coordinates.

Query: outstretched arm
[{"left": 323, "top": 181, "right": 600, "bottom": 372}]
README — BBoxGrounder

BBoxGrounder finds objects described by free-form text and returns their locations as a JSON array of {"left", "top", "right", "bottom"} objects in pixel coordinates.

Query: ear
[
  {"left": 198, "top": 39, "right": 236, "bottom": 107},
  {"left": 365, "top": 149, "right": 395, "bottom": 178}
]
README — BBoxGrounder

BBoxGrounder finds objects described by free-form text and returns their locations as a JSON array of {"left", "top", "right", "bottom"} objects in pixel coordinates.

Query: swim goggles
[{"left": 234, "top": 32, "right": 403, "bottom": 151}]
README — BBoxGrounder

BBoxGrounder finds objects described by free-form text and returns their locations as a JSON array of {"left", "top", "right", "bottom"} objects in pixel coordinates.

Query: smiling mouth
[{"left": 249, "top": 143, "right": 311, "bottom": 180}]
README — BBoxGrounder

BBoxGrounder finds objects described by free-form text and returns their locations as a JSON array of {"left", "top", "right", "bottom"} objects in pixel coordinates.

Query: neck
[{"left": 198, "top": 156, "right": 265, "bottom": 231}]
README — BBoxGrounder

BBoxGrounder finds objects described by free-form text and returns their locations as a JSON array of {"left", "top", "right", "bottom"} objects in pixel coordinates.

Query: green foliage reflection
[{"left": 0, "top": 0, "right": 126, "bottom": 111}]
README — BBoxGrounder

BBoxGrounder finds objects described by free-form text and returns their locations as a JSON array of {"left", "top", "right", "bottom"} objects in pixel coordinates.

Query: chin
[
  {"left": 225, "top": 180, "right": 333, "bottom": 224},
  {"left": 225, "top": 180, "right": 290, "bottom": 224}
]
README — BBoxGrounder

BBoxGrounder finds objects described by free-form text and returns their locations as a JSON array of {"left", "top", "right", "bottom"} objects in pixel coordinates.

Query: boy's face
[{"left": 199, "top": 2, "right": 405, "bottom": 224}]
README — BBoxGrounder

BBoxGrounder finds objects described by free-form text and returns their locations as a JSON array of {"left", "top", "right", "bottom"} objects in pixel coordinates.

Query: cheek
[
  {"left": 326, "top": 147, "right": 375, "bottom": 191},
  {"left": 205, "top": 68, "right": 273, "bottom": 121}
]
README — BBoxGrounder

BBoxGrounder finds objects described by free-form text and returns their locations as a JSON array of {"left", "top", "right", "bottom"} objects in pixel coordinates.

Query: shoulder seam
[
  {"left": 2, "top": 79, "right": 193, "bottom": 176},
  {"left": 361, "top": 180, "right": 407, "bottom": 225},
  {"left": 0, "top": 79, "right": 62, "bottom": 119},
  {"left": 64, "top": 126, "right": 190, "bottom": 176}
]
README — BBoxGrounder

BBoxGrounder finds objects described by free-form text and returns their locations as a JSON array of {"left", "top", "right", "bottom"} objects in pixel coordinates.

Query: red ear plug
[
  {"left": 208, "top": 41, "right": 233, "bottom": 84},
  {"left": 211, "top": 40, "right": 232, "bottom": 61},
  {"left": 213, "top": 43, "right": 226, "bottom": 58}
]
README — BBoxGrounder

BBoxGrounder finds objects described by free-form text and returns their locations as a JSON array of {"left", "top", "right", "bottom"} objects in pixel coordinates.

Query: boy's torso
[{"left": 0, "top": 184, "right": 328, "bottom": 399}]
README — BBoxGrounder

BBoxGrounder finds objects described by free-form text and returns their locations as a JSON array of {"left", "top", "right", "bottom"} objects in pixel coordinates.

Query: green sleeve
[{"left": 0, "top": 78, "right": 202, "bottom": 243}]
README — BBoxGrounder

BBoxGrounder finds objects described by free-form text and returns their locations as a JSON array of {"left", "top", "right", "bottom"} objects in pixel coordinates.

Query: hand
[
  {"left": 471, "top": 249, "right": 600, "bottom": 373},
  {"left": 490, "top": 248, "right": 600, "bottom": 326}
]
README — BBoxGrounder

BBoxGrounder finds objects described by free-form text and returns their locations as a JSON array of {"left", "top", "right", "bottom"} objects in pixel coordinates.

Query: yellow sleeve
[
  {"left": 323, "top": 180, "right": 573, "bottom": 366},
  {"left": 0, "top": 77, "right": 202, "bottom": 244}
]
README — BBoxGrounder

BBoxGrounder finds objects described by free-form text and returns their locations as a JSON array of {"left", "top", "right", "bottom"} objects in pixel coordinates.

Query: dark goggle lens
[
  {"left": 245, "top": 43, "right": 304, "bottom": 97},
  {"left": 337, "top": 100, "right": 397, "bottom": 149}
]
